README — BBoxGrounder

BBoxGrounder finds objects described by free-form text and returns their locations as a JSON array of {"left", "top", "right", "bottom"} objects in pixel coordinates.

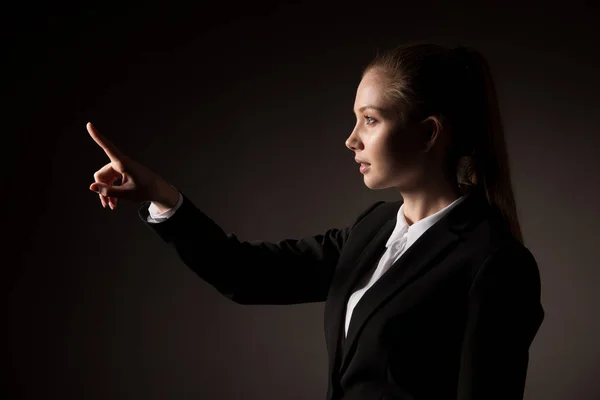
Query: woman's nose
[{"left": 345, "top": 132, "right": 362, "bottom": 151}]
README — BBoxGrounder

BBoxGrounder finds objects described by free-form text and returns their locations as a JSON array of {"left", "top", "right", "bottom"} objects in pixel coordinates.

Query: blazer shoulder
[
  {"left": 467, "top": 222, "right": 541, "bottom": 287},
  {"left": 472, "top": 218, "right": 535, "bottom": 260}
]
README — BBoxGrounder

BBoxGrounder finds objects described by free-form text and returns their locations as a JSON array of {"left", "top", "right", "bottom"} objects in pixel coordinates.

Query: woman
[{"left": 88, "top": 43, "right": 545, "bottom": 400}]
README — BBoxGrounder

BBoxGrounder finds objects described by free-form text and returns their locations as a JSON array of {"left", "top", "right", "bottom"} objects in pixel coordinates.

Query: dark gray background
[{"left": 6, "top": 1, "right": 599, "bottom": 399}]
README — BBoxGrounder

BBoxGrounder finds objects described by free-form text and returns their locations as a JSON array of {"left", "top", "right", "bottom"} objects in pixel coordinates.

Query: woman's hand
[{"left": 87, "top": 122, "right": 167, "bottom": 210}]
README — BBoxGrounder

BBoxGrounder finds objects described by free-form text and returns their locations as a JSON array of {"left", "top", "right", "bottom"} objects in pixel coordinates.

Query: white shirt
[{"left": 146, "top": 191, "right": 467, "bottom": 337}]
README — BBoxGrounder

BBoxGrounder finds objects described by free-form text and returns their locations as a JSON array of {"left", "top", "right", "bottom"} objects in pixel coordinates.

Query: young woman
[{"left": 89, "top": 42, "right": 545, "bottom": 400}]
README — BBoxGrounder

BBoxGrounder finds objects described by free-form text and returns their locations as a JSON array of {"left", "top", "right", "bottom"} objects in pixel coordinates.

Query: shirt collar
[{"left": 385, "top": 195, "right": 468, "bottom": 249}]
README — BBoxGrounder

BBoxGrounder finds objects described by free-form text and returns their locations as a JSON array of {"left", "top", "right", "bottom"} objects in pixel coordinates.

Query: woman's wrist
[{"left": 151, "top": 179, "right": 180, "bottom": 212}]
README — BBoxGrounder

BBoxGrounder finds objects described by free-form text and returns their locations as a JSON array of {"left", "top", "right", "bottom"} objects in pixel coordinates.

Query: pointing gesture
[
  {"left": 87, "top": 122, "right": 169, "bottom": 209},
  {"left": 87, "top": 121, "right": 127, "bottom": 164}
]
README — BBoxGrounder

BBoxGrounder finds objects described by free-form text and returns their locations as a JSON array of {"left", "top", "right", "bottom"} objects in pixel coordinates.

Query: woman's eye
[{"left": 364, "top": 115, "right": 376, "bottom": 124}]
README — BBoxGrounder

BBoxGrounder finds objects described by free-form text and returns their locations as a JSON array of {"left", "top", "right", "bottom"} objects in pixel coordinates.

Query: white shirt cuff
[{"left": 146, "top": 189, "right": 184, "bottom": 223}]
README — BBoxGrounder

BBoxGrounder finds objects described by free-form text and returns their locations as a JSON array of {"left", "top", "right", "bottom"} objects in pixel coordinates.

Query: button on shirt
[{"left": 146, "top": 191, "right": 467, "bottom": 337}]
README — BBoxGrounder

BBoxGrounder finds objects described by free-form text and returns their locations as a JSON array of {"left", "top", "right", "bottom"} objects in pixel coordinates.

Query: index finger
[{"left": 87, "top": 122, "right": 125, "bottom": 162}]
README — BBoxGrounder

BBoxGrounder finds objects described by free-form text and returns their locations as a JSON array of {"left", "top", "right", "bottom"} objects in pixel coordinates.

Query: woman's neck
[{"left": 399, "top": 184, "right": 463, "bottom": 226}]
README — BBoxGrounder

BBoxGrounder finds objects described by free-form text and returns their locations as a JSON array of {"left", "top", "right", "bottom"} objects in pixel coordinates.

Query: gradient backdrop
[{"left": 6, "top": 1, "right": 600, "bottom": 399}]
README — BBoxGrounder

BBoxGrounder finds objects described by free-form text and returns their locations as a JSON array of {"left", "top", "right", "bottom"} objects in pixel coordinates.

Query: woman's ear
[{"left": 420, "top": 115, "right": 443, "bottom": 152}]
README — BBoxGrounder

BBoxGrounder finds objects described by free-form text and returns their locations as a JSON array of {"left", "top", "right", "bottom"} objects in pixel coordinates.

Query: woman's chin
[{"left": 363, "top": 175, "right": 387, "bottom": 190}]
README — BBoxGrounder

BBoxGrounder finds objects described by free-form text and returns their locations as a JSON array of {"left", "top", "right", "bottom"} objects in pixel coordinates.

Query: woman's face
[{"left": 346, "top": 68, "right": 427, "bottom": 191}]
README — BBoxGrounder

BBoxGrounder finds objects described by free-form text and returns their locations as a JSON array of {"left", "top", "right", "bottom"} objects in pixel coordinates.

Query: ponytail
[{"left": 454, "top": 47, "right": 524, "bottom": 244}]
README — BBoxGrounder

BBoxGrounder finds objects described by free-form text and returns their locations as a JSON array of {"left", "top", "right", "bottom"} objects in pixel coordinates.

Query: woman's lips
[{"left": 359, "top": 163, "right": 371, "bottom": 173}]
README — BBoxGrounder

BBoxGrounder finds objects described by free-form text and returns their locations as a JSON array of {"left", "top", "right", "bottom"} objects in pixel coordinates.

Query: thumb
[
  {"left": 90, "top": 183, "right": 108, "bottom": 196},
  {"left": 89, "top": 182, "right": 127, "bottom": 198}
]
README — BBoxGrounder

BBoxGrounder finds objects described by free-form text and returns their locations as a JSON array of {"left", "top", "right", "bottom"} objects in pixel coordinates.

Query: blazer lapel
[
  {"left": 324, "top": 214, "right": 396, "bottom": 381},
  {"left": 336, "top": 190, "right": 489, "bottom": 376}
]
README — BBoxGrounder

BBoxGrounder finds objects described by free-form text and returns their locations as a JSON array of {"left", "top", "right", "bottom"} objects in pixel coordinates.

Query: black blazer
[{"left": 138, "top": 188, "right": 544, "bottom": 400}]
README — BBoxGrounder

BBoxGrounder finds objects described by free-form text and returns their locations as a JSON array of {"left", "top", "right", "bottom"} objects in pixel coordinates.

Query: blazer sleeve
[
  {"left": 138, "top": 190, "right": 384, "bottom": 305},
  {"left": 456, "top": 241, "right": 545, "bottom": 400}
]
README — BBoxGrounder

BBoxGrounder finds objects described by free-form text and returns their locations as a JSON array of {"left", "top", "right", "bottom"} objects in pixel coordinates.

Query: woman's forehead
[{"left": 354, "top": 72, "right": 394, "bottom": 112}]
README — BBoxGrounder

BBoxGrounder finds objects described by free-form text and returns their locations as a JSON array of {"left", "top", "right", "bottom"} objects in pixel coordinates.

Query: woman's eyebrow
[{"left": 355, "top": 105, "right": 386, "bottom": 113}]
